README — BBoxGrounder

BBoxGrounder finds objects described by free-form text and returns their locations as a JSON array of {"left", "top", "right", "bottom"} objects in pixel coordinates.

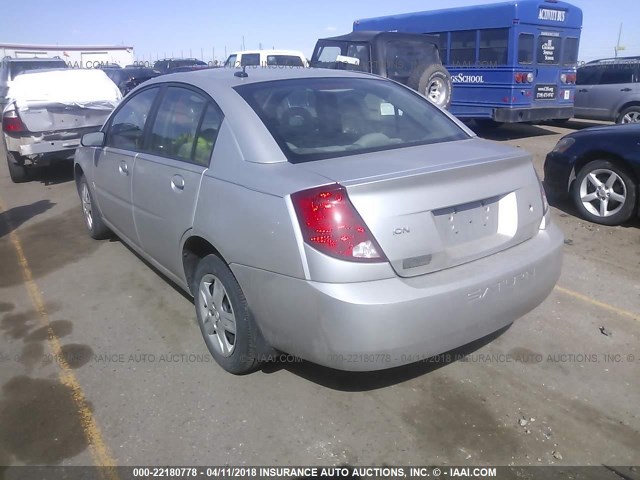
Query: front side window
[
  {"left": 236, "top": 78, "right": 468, "bottom": 163},
  {"left": 518, "top": 34, "right": 534, "bottom": 65},
  {"left": 107, "top": 87, "right": 159, "bottom": 150},
  {"left": 225, "top": 55, "right": 237, "bottom": 68},
  {"left": 538, "top": 35, "right": 560, "bottom": 64},
  {"left": 241, "top": 54, "right": 261, "bottom": 67},
  {"left": 267, "top": 55, "right": 304, "bottom": 67},
  {"left": 450, "top": 31, "right": 477, "bottom": 66},
  {"left": 479, "top": 29, "right": 509, "bottom": 65},
  {"left": 312, "top": 43, "right": 370, "bottom": 72},
  {"left": 576, "top": 65, "right": 601, "bottom": 85},
  {"left": 148, "top": 87, "right": 208, "bottom": 161}
]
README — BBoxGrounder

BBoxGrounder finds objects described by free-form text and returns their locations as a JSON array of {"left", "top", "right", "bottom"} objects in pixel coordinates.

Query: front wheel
[
  {"left": 617, "top": 106, "right": 640, "bottom": 124},
  {"left": 193, "top": 255, "right": 260, "bottom": 374},
  {"left": 78, "top": 176, "right": 112, "bottom": 239},
  {"left": 407, "top": 64, "right": 452, "bottom": 109},
  {"left": 572, "top": 160, "right": 637, "bottom": 226}
]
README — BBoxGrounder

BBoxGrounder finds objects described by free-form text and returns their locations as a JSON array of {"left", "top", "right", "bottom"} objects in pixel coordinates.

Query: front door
[{"left": 94, "top": 87, "right": 160, "bottom": 245}]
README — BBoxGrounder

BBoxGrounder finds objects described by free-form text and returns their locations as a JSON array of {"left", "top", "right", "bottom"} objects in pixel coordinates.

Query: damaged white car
[{"left": 2, "top": 68, "right": 121, "bottom": 182}]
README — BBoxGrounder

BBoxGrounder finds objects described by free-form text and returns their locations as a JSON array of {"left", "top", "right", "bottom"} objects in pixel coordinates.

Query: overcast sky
[{"left": 2, "top": 0, "right": 638, "bottom": 62}]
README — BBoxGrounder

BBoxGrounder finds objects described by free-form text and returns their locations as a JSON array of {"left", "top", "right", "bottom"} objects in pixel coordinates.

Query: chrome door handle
[
  {"left": 578, "top": 89, "right": 588, "bottom": 93},
  {"left": 620, "top": 87, "right": 632, "bottom": 92},
  {"left": 118, "top": 161, "right": 129, "bottom": 176},
  {"left": 171, "top": 174, "right": 185, "bottom": 191}
]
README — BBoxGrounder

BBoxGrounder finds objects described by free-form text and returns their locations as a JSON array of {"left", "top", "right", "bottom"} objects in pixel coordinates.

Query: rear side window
[
  {"left": 518, "top": 34, "right": 534, "bottom": 65},
  {"left": 538, "top": 35, "right": 560, "bottom": 64},
  {"left": 193, "top": 104, "right": 224, "bottom": 166},
  {"left": 450, "top": 31, "right": 477, "bottom": 65},
  {"left": 236, "top": 77, "right": 468, "bottom": 163},
  {"left": 479, "top": 29, "right": 509, "bottom": 65},
  {"left": 148, "top": 87, "right": 208, "bottom": 161},
  {"left": 384, "top": 40, "right": 439, "bottom": 81},
  {"left": 107, "top": 87, "right": 159, "bottom": 150},
  {"left": 598, "top": 64, "right": 635, "bottom": 85}
]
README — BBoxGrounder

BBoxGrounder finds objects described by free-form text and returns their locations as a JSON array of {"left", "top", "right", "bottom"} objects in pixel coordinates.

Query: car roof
[
  {"left": 318, "top": 30, "right": 436, "bottom": 43},
  {"left": 229, "top": 50, "right": 306, "bottom": 56},
  {"left": 143, "top": 65, "right": 376, "bottom": 90}
]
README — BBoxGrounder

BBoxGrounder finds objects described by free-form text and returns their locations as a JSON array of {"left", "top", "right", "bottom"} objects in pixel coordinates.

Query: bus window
[
  {"left": 563, "top": 38, "right": 579, "bottom": 66},
  {"left": 479, "top": 29, "right": 508, "bottom": 65},
  {"left": 518, "top": 34, "right": 534, "bottom": 65},
  {"left": 450, "top": 30, "right": 477, "bottom": 66},
  {"left": 538, "top": 35, "right": 560, "bottom": 64}
]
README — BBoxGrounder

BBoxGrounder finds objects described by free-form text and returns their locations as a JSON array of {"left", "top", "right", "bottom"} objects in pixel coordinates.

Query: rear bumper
[
  {"left": 4, "top": 126, "right": 101, "bottom": 161},
  {"left": 232, "top": 223, "right": 564, "bottom": 371},
  {"left": 494, "top": 106, "right": 574, "bottom": 123}
]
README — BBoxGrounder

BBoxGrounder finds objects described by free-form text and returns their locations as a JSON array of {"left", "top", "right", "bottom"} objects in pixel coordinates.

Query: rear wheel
[
  {"left": 572, "top": 160, "right": 637, "bottom": 226},
  {"left": 6, "top": 151, "right": 29, "bottom": 183},
  {"left": 193, "top": 254, "right": 260, "bottom": 374},
  {"left": 408, "top": 64, "right": 452, "bottom": 109},
  {"left": 617, "top": 106, "right": 640, "bottom": 124}
]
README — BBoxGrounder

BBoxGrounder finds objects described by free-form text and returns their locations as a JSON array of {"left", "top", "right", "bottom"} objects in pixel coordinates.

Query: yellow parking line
[
  {"left": 555, "top": 285, "right": 639, "bottom": 322},
  {"left": 0, "top": 198, "right": 118, "bottom": 479}
]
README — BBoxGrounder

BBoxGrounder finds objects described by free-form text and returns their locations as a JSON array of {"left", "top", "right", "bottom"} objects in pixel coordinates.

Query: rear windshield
[
  {"left": 10, "top": 60, "right": 67, "bottom": 80},
  {"left": 235, "top": 77, "right": 468, "bottom": 163}
]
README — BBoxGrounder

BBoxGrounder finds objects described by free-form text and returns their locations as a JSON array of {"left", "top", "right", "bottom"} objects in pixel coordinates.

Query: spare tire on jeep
[{"left": 407, "top": 64, "right": 452, "bottom": 110}]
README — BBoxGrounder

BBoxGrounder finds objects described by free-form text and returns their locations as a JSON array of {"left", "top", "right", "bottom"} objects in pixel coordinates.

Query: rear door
[
  {"left": 132, "top": 86, "right": 223, "bottom": 278},
  {"left": 95, "top": 86, "right": 160, "bottom": 245},
  {"left": 532, "top": 33, "right": 563, "bottom": 105},
  {"left": 574, "top": 65, "right": 601, "bottom": 118},
  {"left": 583, "top": 63, "right": 636, "bottom": 121}
]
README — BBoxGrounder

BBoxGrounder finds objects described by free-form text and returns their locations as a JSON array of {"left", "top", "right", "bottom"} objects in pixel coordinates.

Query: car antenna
[{"left": 234, "top": 65, "right": 248, "bottom": 78}]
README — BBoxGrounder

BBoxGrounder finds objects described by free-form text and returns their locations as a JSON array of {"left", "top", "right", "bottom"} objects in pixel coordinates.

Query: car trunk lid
[{"left": 297, "top": 138, "right": 544, "bottom": 277}]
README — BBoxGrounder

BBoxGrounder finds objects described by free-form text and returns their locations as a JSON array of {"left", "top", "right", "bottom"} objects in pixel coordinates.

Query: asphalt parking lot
[{"left": 0, "top": 120, "right": 638, "bottom": 470}]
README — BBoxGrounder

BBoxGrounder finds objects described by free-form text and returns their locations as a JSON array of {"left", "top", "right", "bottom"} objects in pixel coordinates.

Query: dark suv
[
  {"left": 311, "top": 31, "right": 451, "bottom": 109},
  {"left": 574, "top": 57, "right": 640, "bottom": 124},
  {"left": 0, "top": 57, "right": 68, "bottom": 111},
  {"left": 153, "top": 58, "right": 208, "bottom": 74}
]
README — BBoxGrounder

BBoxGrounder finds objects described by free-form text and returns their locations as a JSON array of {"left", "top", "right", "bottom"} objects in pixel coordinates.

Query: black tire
[
  {"left": 78, "top": 175, "right": 112, "bottom": 239},
  {"left": 617, "top": 106, "right": 640, "bottom": 124},
  {"left": 407, "top": 63, "right": 452, "bottom": 109},
  {"left": 572, "top": 160, "right": 637, "bottom": 226},
  {"left": 6, "top": 151, "right": 29, "bottom": 183},
  {"left": 193, "top": 254, "right": 260, "bottom": 374}
]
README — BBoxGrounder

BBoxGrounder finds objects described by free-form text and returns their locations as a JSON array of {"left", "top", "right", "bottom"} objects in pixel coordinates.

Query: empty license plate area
[{"left": 433, "top": 195, "right": 502, "bottom": 246}]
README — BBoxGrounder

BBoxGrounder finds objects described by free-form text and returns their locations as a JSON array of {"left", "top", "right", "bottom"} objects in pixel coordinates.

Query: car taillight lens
[
  {"left": 560, "top": 74, "right": 567, "bottom": 84},
  {"left": 515, "top": 73, "right": 534, "bottom": 84},
  {"left": 291, "top": 184, "right": 386, "bottom": 262},
  {"left": 515, "top": 73, "right": 524, "bottom": 83},
  {"left": 567, "top": 73, "right": 576, "bottom": 84},
  {"left": 526, "top": 72, "right": 534, "bottom": 83},
  {"left": 2, "top": 109, "right": 27, "bottom": 133}
]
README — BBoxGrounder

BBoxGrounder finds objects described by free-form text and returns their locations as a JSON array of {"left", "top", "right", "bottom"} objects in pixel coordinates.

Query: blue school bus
[{"left": 354, "top": 0, "right": 583, "bottom": 123}]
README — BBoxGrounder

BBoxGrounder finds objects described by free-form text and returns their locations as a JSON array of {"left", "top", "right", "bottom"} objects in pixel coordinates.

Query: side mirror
[{"left": 81, "top": 131, "right": 105, "bottom": 147}]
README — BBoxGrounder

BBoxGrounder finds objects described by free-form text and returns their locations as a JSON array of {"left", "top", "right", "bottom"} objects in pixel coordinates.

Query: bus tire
[{"left": 408, "top": 64, "right": 452, "bottom": 109}]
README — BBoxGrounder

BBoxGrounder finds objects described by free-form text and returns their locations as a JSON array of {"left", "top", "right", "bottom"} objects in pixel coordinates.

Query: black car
[
  {"left": 101, "top": 67, "right": 161, "bottom": 95},
  {"left": 544, "top": 124, "right": 639, "bottom": 226},
  {"left": 153, "top": 58, "right": 207, "bottom": 74}
]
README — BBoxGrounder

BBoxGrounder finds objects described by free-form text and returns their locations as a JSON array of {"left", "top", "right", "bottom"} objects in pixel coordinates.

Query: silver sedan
[{"left": 74, "top": 68, "right": 563, "bottom": 374}]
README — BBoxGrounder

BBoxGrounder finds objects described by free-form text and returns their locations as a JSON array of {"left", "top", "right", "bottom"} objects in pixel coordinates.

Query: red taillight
[
  {"left": 515, "top": 73, "right": 524, "bottom": 83},
  {"left": 567, "top": 73, "right": 577, "bottom": 84},
  {"left": 291, "top": 184, "right": 386, "bottom": 262},
  {"left": 2, "top": 110, "right": 27, "bottom": 133}
]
